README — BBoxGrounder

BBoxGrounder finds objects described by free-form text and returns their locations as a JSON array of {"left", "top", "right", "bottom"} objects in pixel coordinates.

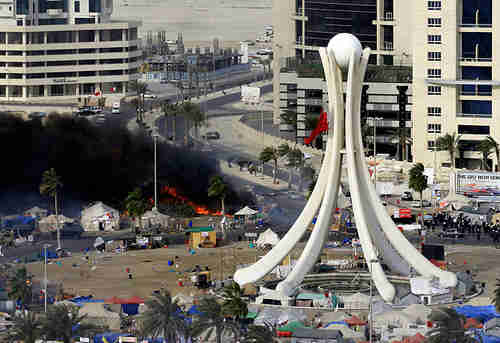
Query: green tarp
[{"left": 277, "top": 321, "right": 308, "bottom": 332}]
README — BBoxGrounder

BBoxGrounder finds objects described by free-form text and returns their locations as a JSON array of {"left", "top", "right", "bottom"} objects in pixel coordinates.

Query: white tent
[
  {"left": 235, "top": 206, "right": 258, "bottom": 216},
  {"left": 38, "top": 214, "right": 75, "bottom": 232},
  {"left": 343, "top": 292, "right": 371, "bottom": 309},
  {"left": 78, "top": 303, "right": 120, "bottom": 330},
  {"left": 373, "top": 311, "right": 416, "bottom": 329},
  {"left": 141, "top": 209, "right": 170, "bottom": 228},
  {"left": 172, "top": 293, "right": 194, "bottom": 307},
  {"left": 24, "top": 206, "right": 48, "bottom": 218},
  {"left": 256, "top": 229, "right": 279, "bottom": 247},
  {"left": 81, "top": 202, "right": 119, "bottom": 232},
  {"left": 402, "top": 304, "right": 432, "bottom": 322}
]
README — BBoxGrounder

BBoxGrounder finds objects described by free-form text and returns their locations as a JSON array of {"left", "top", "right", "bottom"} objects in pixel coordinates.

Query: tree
[
  {"left": 42, "top": 304, "right": 100, "bottom": 343},
  {"left": 192, "top": 297, "right": 239, "bottom": 343},
  {"left": 493, "top": 278, "right": 500, "bottom": 313},
  {"left": 128, "top": 80, "right": 148, "bottom": 122},
  {"left": 242, "top": 323, "right": 277, "bottom": 343},
  {"left": 208, "top": 175, "right": 228, "bottom": 215},
  {"left": 486, "top": 136, "right": 500, "bottom": 171},
  {"left": 436, "top": 132, "right": 461, "bottom": 169},
  {"left": 479, "top": 138, "right": 495, "bottom": 171},
  {"left": 8, "top": 310, "right": 42, "bottom": 343},
  {"left": 222, "top": 282, "right": 248, "bottom": 320},
  {"left": 427, "top": 307, "right": 472, "bottom": 343},
  {"left": 124, "top": 188, "right": 149, "bottom": 232},
  {"left": 40, "top": 168, "right": 63, "bottom": 250},
  {"left": 260, "top": 146, "right": 281, "bottom": 184},
  {"left": 141, "top": 289, "right": 186, "bottom": 341},
  {"left": 280, "top": 110, "right": 297, "bottom": 131},
  {"left": 278, "top": 144, "right": 304, "bottom": 189},
  {"left": 181, "top": 101, "right": 205, "bottom": 139},
  {"left": 8, "top": 267, "right": 31, "bottom": 307},
  {"left": 409, "top": 163, "right": 428, "bottom": 224}
]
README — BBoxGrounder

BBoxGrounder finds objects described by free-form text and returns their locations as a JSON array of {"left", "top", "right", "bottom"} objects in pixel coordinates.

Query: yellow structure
[{"left": 186, "top": 227, "right": 216, "bottom": 248}]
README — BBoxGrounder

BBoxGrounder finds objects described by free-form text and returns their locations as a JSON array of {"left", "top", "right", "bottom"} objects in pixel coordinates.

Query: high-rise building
[
  {"left": 412, "top": 0, "right": 496, "bottom": 170},
  {"left": 0, "top": 0, "right": 141, "bottom": 101}
]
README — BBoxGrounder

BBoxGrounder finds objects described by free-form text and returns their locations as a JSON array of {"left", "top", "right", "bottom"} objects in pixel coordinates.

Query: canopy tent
[
  {"left": 373, "top": 311, "right": 416, "bottom": 329},
  {"left": 402, "top": 304, "right": 432, "bottom": 322},
  {"left": 256, "top": 229, "right": 280, "bottom": 247},
  {"left": 372, "top": 300, "right": 393, "bottom": 316},
  {"left": 172, "top": 293, "right": 194, "bottom": 306},
  {"left": 38, "top": 214, "right": 74, "bottom": 233},
  {"left": 141, "top": 209, "right": 170, "bottom": 228},
  {"left": 343, "top": 292, "right": 371, "bottom": 309},
  {"left": 79, "top": 303, "right": 120, "bottom": 330},
  {"left": 234, "top": 206, "right": 258, "bottom": 216},
  {"left": 345, "top": 315, "right": 367, "bottom": 326},
  {"left": 454, "top": 305, "right": 500, "bottom": 323},
  {"left": 81, "top": 202, "right": 119, "bottom": 232}
]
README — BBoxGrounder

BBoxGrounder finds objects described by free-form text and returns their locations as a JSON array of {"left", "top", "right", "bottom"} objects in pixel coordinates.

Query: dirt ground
[{"left": 25, "top": 243, "right": 500, "bottom": 302}]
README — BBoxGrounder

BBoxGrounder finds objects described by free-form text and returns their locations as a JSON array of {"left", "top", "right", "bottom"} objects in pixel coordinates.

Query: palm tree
[
  {"left": 181, "top": 101, "right": 205, "bottom": 140},
  {"left": 242, "top": 322, "right": 278, "bottom": 343},
  {"left": 8, "top": 310, "right": 42, "bottom": 343},
  {"left": 208, "top": 175, "right": 229, "bottom": 215},
  {"left": 7, "top": 267, "right": 31, "bottom": 306},
  {"left": 260, "top": 146, "right": 281, "bottom": 184},
  {"left": 39, "top": 168, "right": 63, "bottom": 250},
  {"left": 42, "top": 304, "right": 100, "bottom": 343},
  {"left": 124, "top": 188, "right": 149, "bottom": 232},
  {"left": 222, "top": 282, "right": 248, "bottom": 320},
  {"left": 427, "top": 307, "right": 471, "bottom": 343},
  {"left": 141, "top": 289, "right": 186, "bottom": 341},
  {"left": 409, "top": 163, "right": 428, "bottom": 223},
  {"left": 128, "top": 80, "right": 148, "bottom": 122},
  {"left": 192, "top": 297, "right": 239, "bottom": 343},
  {"left": 479, "top": 138, "right": 494, "bottom": 171},
  {"left": 493, "top": 278, "right": 500, "bottom": 313},
  {"left": 436, "top": 132, "right": 462, "bottom": 169},
  {"left": 278, "top": 144, "right": 304, "bottom": 189},
  {"left": 486, "top": 136, "right": 500, "bottom": 171}
]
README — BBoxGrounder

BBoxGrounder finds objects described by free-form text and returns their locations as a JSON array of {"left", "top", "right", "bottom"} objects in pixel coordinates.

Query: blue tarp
[
  {"left": 187, "top": 305, "right": 201, "bottom": 316},
  {"left": 70, "top": 296, "right": 105, "bottom": 304},
  {"left": 93, "top": 333, "right": 133, "bottom": 343},
  {"left": 40, "top": 250, "right": 58, "bottom": 259},
  {"left": 454, "top": 305, "right": 500, "bottom": 323},
  {"left": 483, "top": 335, "right": 500, "bottom": 343},
  {"left": 121, "top": 303, "right": 139, "bottom": 316},
  {"left": 2, "top": 216, "right": 35, "bottom": 227}
]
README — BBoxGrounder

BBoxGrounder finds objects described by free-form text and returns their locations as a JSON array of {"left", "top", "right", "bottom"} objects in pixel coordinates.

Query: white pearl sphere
[{"left": 327, "top": 33, "right": 363, "bottom": 70}]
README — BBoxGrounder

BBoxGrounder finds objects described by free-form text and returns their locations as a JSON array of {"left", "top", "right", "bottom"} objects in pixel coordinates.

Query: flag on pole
[{"left": 304, "top": 110, "right": 328, "bottom": 145}]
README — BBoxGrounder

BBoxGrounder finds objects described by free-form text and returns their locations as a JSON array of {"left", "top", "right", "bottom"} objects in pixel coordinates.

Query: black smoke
[{"left": 0, "top": 113, "right": 230, "bottom": 214}]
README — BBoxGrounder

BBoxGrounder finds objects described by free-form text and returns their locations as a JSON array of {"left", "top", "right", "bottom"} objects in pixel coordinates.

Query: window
[
  {"left": 428, "top": 86, "right": 441, "bottom": 95},
  {"left": 428, "top": 35, "right": 442, "bottom": 44},
  {"left": 74, "top": 1, "right": 80, "bottom": 12},
  {"left": 428, "top": 1, "right": 441, "bottom": 10},
  {"left": 428, "top": 107, "right": 442, "bottom": 116},
  {"left": 428, "top": 140, "right": 436, "bottom": 151},
  {"left": 428, "top": 123, "right": 441, "bottom": 133},
  {"left": 458, "top": 125, "right": 490, "bottom": 135},
  {"left": 428, "top": 51, "right": 442, "bottom": 61},
  {"left": 428, "top": 18, "right": 442, "bottom": 27},
  {"left": 427, "top": 69, "right": 442, "bottom": 79}
]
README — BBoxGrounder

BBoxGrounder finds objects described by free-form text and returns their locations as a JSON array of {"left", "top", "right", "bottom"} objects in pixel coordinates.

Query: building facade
[
  {"left": 412, "top": 0, "right": 497, "bottom": 170},
  {"left": 0, "top": 0, "right": 141, "bottom": 101}
]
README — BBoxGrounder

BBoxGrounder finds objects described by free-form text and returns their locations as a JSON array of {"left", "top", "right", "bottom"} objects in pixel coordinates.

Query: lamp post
[
  {"left": 372, "top": 117, "right": 383, "bottom": 190},
  {"left": 43, "top": 244, "right": 51, "bottom": 313},
  {"left": 369, "top": 258, "right": 379, "bottom": 343},
  {"left": 152, "top": 127, "right": 159, "bottom": 211}
]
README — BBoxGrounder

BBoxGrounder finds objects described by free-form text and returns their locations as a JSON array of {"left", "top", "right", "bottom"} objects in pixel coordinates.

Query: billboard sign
[
  {"left": 455, "top": 171, "right": 500, "bottom": 197},
  {"left": 241, "top": 86, "right": 260, "bottom": 104}
]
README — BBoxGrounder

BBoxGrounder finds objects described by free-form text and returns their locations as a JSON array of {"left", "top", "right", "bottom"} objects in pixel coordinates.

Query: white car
[{"left": 143, "top": 93, "right": 157, "bottom": 99}]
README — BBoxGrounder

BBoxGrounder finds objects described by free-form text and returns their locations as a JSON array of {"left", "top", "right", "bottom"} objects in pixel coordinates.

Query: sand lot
[{"left": 25, "top": 243, "right": 500, "bottom": 302}]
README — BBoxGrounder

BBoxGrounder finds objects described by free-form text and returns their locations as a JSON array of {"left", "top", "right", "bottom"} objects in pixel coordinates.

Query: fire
[{"left": 160, "top": 186, "right": 223, "bottom": 216}]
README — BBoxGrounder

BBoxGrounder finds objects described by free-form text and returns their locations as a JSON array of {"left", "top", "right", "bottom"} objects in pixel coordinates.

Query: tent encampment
[
  {"left": 81, "top": 202, "right": 119, "bottom": 232},
  {"left": 235, "top": 206, "right": 258, "bottom": 216},
  {"left": 256, "top": 229, "right": 279, "bottom": 247},
  {"left": 38, "top": 214, "right": 74, "bottom": 232},
  {"left": 141, "top": 209, "right": 170, "bottom": 229},
  {"left": 79, "top": 303, "right": 120, "bottom": 330}
]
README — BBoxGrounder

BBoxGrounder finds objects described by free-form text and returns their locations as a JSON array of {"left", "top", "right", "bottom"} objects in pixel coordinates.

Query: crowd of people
[{"left": 426, "top": 212, "right": 500, "bottom": 243}]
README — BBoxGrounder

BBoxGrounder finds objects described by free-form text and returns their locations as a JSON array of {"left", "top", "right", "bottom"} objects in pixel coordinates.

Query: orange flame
[{"left": 160, "top": 186, "right": 223, "bottom": 216}]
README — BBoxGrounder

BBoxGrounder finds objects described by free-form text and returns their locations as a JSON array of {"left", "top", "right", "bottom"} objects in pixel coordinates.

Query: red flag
[{"left": 305, "top": 110, "right": 328, "bottom": 145}]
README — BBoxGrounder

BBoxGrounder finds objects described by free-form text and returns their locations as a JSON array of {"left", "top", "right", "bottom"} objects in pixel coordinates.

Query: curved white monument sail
[{"left": 234, "top": 33, "right": 456, "bottom": 302}]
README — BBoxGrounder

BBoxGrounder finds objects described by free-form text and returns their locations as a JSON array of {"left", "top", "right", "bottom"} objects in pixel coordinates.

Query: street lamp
[
  {"left": 369, "top": 258, "right": 379, "bottom": 343},
  {"left": 372, "top": 117, "right": 383, "bottom": 189},
  {"left": 43, "top": 244, "right": 51, "bottom": 313},
  {"left": 152, "top": 127, "right": 160, "bottom": 211}
]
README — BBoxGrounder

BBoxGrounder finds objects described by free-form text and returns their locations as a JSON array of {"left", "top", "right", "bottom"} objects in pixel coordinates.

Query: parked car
[
  {"left": 401, "top": 191, "right": 413, "bottom": 201},
  {"left": 439, "top": 230, "right": 464, "bottom": 240},
  {"left": 28, "top": 112, "right": 47, "bottom": 119},
  {"left": 143, "top": 93, "right": 158, "bottom": 99},
  {"left": 202, "top": 131, "right": 220, "bottom": 139},
  {"left": 411, "top": 200, "right": 432, "bottom": 208}
]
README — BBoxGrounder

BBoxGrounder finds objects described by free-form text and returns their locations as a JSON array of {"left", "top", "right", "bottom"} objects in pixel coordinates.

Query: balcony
[
  {"left": 460, "top": 90, "right": 492, "bottom": 96},
  {"left": 383, "top": 42, "right": 394, "bottom": 51},
  {"left": 47, "top": 9, "right": 63, "bottom": 15},
  {"left": 460, "top": 57, "right": 492, "bottom": 62},
  {"left": 456, "top": 113, "right": 492, "bottom": 118}
]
